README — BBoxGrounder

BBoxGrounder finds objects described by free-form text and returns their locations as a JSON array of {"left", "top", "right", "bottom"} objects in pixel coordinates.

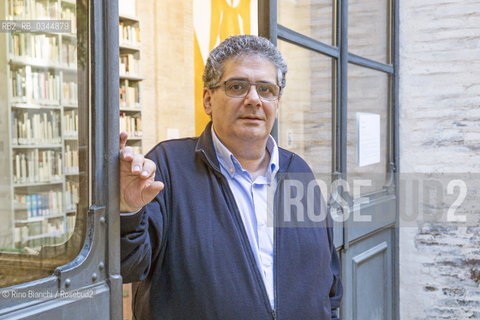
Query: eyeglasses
[{"left": 214, "top": 79, "right": 281, "bottom": 101}]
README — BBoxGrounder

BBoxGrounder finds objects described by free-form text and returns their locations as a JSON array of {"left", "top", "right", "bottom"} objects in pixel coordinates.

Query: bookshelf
[
  {"left": 0, "top": 0, "right": 79, "bottom": 250},
  {"left": 119, "top": 0, "right": 143, "bottom": 153}
]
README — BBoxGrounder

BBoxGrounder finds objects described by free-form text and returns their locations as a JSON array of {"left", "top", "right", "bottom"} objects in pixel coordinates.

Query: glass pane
[
  {"left": 347, "top": 64, "right": 389, "bottom": 196},
  {"left": 278, "top": 0, "right": 333, "bottom": 46},
  {"left": 0, "top": 0, "right": 88, "bottom": 288},
  {"left": 277, "top": 40, "right": 333, "bottom": 188},
  {"left": 348, "top": 0, "right": 389, "bottom": 63}
]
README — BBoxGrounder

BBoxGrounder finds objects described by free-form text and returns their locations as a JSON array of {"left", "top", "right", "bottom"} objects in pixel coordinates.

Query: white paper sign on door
[{"left": 356, "top": 112, "right": 381, "bottom": 167}]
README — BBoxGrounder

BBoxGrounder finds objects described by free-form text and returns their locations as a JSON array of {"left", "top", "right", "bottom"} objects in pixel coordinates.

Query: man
[{"left": 120, "top": 35, "right": 342, "bottom": 320}]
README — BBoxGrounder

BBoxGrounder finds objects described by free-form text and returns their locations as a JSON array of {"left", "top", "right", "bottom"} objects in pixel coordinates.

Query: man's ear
[{"left": 203, "top": 88, "right": 213, "bottom": 116}]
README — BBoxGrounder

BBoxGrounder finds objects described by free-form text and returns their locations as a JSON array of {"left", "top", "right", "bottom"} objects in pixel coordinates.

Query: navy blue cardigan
[{"left": 121, "top": 123, "right": 343, "bottom": 319}]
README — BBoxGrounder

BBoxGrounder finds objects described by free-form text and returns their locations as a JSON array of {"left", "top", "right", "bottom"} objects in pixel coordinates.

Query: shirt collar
[{"left": 211, "top": 125, "right": 279, "bottom": 182}]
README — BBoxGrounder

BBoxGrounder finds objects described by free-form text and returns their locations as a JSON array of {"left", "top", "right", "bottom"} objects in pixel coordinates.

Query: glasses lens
[
  {"left": 225, "top": 80, "right": 250, "bottom": 97},
  {"left": 224, "top": 80, "right": 279, "bottom": 100},
  {"left": 256, "top": 83, "right": 279, "bottom": 100}
]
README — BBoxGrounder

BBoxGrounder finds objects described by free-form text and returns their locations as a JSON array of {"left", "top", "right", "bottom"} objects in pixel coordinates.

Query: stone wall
[
  {"left": 399, "top": 0, "right": 480, "bottom": 319},
  {"left": 138, "top": 0, "right": 195, "bottom": 152}
]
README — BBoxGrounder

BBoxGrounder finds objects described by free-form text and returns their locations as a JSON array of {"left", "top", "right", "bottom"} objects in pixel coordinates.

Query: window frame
[{"left": 260, "top": 0, "right": 398, "bottom": 193}]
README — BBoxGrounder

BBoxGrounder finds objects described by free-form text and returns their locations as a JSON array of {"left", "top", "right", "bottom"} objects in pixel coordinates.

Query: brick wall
[{"left": 399, "top": 0, "right": 480, "bottom": 319}]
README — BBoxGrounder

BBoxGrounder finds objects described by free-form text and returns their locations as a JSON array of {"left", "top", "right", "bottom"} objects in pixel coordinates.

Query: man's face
[{"left": 203, "top": 55, "right": 280, "bottom": 149}]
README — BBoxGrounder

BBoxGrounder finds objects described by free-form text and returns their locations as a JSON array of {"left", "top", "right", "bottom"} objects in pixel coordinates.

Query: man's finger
[
  {"left": 131, "top": 154, "right": 145, "bottom": 174},
  {"left": 140, "top": 159, "right": 156, "bottom": 178},
  {"left": 120, "top": 145, "right": 134, "bottom": 161},
  {"left": 143, "top": 181, "right": 164, "bottom": 203},
  {"left": 120, "top": 131, "right": 128, "bottom": 150}
]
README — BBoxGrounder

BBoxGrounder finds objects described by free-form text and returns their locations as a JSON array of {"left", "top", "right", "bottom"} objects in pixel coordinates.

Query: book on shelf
[
  {"left": 15, "top": 226, "right": 28, "bottom": 244},
  {"left": 29, "top": 69, "right": 60, "bottom": 103},
  {"left": 7, "top": 31, "right": 79, "bottom": 69},
  {"left": 14, "top": 149, "right": 62, "bottom": 184},
  {"left": 8, "top": 0, "right": 60, "bottom": 20},
  {"left": 15, "top": 220, "right": 66, "bottom": 244},
  {"left": 119, "top": 53, "right": 140, "bottom": 75},
  {"left": 119, "top": 113, "right": 142, "bottom": 137},
  {"left": 64, "top": 144, "right": 79, "bottom": 173},
  {"left": 12, "top": 110, "right": 61, "bottom": 145},
  {"left": 61, "top": 6, "right": 77, "bottom": 35},
  {"left": 63, "top": 109, "right": 78, "bottom": 137},
  {"left": 63, "top": 81, "right": 78, "bottom": 105},
  {"left": 119, "top": 22, "right": 140, "bottom": 46},
  {"left": 9, "top": 33, "right": 59, "bottom": 64},
  {"left": 11, "top": 67, "right": 26, "bottom": 98},
  {"left": 61, "top": 41, "right": 77, "bottom": 67},
  {"left": 119, "top": 80, "right": 140, "bottom": 108},
  {"left": 65, "top": 180, "right": 79, "bottom": 211},
  {"left": 63, "top": 80, "right": 78, "bottom": 104},
  {"left": 11, "top": 67, "right": 60, "bottom": 104},
  {"left": 45, "top": 220, "right": 64, "bottom": 235},
  {"left": 32, "top": 34, "right": 59, "bottom": 63},
  {"left": 6, "top": 2, "right": 77, "bottom": 37},
  {"left": 15, "top": 191, "right": 63, "bottom": 218}
]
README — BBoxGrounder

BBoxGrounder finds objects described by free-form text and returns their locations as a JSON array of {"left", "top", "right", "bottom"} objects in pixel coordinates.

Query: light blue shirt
[{"left": 211, "top": 126, "right": 279, "bottom": 309}]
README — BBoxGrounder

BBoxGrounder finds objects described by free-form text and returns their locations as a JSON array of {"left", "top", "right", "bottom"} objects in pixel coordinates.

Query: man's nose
[{"left": 244, "top": 84, "right": 262, "bottom": 106}]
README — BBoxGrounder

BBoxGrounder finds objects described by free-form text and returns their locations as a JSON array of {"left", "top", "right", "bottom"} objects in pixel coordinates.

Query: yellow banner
[{"left": 194, "top": 0, "right": 258, "bottom": 136}]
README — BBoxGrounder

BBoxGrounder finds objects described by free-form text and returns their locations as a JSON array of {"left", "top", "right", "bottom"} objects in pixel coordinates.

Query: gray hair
[{"left": 202, "top": 35, "right": 287, "bottom": 93}]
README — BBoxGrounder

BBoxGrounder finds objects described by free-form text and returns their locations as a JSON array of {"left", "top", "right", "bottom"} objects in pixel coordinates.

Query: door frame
[{"left": 0, "top": 0, "right": 122, "bottom": 318}]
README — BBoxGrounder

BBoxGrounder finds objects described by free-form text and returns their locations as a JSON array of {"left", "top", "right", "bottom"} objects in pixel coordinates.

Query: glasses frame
[{"left": 213, "top": 79, "right": 281, "bottom": 101}]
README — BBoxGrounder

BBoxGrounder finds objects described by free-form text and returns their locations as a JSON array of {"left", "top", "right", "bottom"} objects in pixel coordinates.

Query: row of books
[
  {"left": 9, "top": 34, "right": 59, "bottom": 63},
  {"left": 65, "top": 180, "right": 79, "bottom": 211},
  {"left": 63, "top": 110, "right": 78, "bottom": 137},
  {"left": 119, "top": 53, "right": 140, "bottom": 75},
  {"left": 14, "top": 217, "right": 73, "bottom": 245},
  {"left": 11, "top": 67, "right": 61, "bottom": 103},
  {"left": 119, "top": 22, "right": 140, "bottom": 46},
  {"left": 13, "top": 149, "right": 63, "bottom": 184},
  {"left": 61, "top": 41, "right": 77, "bottom": 67},
  {"left": 119, "top": 113, "right": 142, "bottom": 137},
  {"left": 120, "top": 80, "right": 140, "bottom": 107},
  {"left": 15, "top": 191, "right": 64, "bottom": 218},
  {"left": 61, "top": 7, "right": 77, "bottom": 35},
  {"left": 12, "top": 110, "right": 62, "bottom": 145},
  {"left": 63, "top": 80, "right": 77, "bottom": 104},
  {"left": 64, "top": 144, "right": 79, "bottom": 172},
  {"left": 8, "top": 0, "right": 61, "bottom": 20}
]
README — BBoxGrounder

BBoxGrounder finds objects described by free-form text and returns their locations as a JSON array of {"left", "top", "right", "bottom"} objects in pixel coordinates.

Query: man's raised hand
[{"left": 119, "top": 132, "right": 164, "bottom": 213}]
